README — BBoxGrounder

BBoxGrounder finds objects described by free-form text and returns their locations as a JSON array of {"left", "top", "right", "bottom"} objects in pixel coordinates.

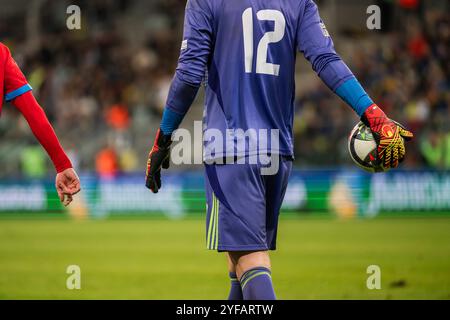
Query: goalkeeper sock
[
  {"left": 240, "top": 267, "right": 276, "bottom": 300},
  {"left": 227, "top": 272, "right": 243, "bottom": 300}
]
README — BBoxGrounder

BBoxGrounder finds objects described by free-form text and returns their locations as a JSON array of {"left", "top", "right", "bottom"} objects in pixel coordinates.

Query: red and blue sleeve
[
  {"left": 3, "top": 45, "right": 32, "bottom": 102},
  {"left": 2, "top": 45, "right": 72, "bottom": 173}
]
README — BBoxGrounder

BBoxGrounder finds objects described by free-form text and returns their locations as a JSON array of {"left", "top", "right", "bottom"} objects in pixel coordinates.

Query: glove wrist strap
[
  {"left": 155, "top": 128, "right": 172, "bottom": 150},
  {"left": 361, "top": 104, "right": 387, "bottom": 129}
]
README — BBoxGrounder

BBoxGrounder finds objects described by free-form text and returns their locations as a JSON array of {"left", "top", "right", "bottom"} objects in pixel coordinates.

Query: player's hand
[
  {"left": 55, "top": 168, "right": 81, "bottom": 206},
  {"left": 145, "top": 128, "right": 172, "bottom": 193},
  {"left": 362, "top": 104, "right": 413, "bottom": 170}
]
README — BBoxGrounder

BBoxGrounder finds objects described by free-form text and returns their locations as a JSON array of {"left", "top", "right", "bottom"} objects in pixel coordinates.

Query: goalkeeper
[{"left": 145, "top": 0, "right": 412, "bottom": 300}]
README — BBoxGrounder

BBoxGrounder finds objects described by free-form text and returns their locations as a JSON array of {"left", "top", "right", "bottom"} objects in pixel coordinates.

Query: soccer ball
[{"left": 348, "top": 121, "right": 385, "bottom": 173}]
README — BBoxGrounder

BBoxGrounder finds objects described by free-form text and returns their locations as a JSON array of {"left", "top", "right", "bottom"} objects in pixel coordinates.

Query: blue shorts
[{"left": 204, "top": 157, "right": 292, "bottom": 252}]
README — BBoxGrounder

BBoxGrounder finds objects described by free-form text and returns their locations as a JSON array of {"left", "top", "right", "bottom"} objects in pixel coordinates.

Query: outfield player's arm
[
  {"left": 2, "top": 44, "right": 80, "bottom": 204},
  {"left": 297, "top": 0, "right": 413, "bottom": 169},
  {"left": 11, "top": 93, "right": 72, "bottom": 173},
  {"left": 146, "top": 0, "right": 213, "bottom": 192}
]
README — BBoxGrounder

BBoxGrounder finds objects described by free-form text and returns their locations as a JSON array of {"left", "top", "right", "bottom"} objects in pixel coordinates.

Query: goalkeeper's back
[{"left": 178, "top": 0, "right": 337, "bottom": 159}]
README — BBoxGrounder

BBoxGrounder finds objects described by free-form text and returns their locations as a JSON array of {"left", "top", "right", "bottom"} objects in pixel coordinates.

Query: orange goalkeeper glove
[{"left": 361, "top": 104, "right": 414, "bottom": 170}]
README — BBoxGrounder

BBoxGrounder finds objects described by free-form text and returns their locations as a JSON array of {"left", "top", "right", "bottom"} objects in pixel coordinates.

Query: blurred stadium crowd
[{"left": 0, "top": 0, "right": 448, "bottom": 178}]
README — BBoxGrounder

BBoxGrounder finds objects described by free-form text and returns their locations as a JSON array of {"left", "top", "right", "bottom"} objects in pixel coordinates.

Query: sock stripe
[
  {"left": 240, "top": 270, "right": 272, "bottom": 290},
  {"left": 241, "top": 269, "right": 265, "bottom": 281},
  {"left": 228, "top": 272, "right": 243, "bottom": 300},
  {"left": 240, "top": 269, "right": 271, "bottom": 282},
  {"left": 239, "top": 267, "right": 276, "bottom": 300},
  {"left": 229, "top": 272, "right": 238, "bottom": 282}
]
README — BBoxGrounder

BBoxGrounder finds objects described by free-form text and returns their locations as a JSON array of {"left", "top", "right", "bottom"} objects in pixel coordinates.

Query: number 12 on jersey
[{"left": 242, "top": 8, "right": 286, "bottom": 76}]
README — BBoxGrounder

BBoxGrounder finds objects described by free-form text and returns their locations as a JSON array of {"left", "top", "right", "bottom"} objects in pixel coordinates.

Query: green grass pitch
[{"left": 0, "top": 216, "right": 449, "bottom": 299}]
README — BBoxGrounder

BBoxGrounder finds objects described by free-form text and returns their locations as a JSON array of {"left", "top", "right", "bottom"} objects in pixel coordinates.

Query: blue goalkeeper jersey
[{"left": 173, "top": 0, "right": 351, "bottom": 160}]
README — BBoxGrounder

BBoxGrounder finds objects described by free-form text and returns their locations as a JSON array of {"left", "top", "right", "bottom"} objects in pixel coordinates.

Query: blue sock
[
  {"left": 227, "top": 272, "right": 243, "bottom": 300},
  {"left": 240, "top": 267, "right": 276, "bottom": 300}
]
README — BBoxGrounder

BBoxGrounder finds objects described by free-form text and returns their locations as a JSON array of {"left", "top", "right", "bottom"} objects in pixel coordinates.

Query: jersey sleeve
[
  {"left": 3, "top": 45, "right": 32, "bottom": 102},
  {"left": 12, "top": 91, "right": 72, "bottom": 173},
  {"left": 165, "top": 0, "right": 214, "bottom": 115},
  {"left": 297, "top": 0, "right": 353, "bottom": 91},
  {"left": 297, "top": 0, "right": 335, "bottom": 58},
  {"left": 176, "top": 0, "right": 214, "bottom": 85}
]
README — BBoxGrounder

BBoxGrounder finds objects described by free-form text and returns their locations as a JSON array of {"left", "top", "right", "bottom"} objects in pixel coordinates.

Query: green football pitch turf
[{"left": 0, "top": 216, "right": 449, "bottom": 299}]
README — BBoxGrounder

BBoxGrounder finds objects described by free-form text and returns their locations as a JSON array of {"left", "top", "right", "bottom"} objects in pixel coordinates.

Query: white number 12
[{"left": 242, "top": 8, "right": 286, "bottom": 76}]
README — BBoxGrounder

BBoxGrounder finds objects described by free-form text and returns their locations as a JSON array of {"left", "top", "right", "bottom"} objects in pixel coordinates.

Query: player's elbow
[
  {"left": 310, "top": 52, "right": 342, "bottom": 75},
  {"left": 175, "top": 68, "right": 204, "bottom": 88},
  {"left": 13, "top": 92, "right": 48, "bottom": 124}
]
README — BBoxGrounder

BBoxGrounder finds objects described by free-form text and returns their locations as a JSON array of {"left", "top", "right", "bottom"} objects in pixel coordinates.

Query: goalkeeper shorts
[{"left": 204, "top": 156, "right": 292, "bottom": 252}]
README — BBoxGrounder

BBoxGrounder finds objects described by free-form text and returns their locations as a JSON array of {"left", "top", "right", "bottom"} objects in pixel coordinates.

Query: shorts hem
[{"left": 212, "top": 244, "right": 275, "bottom": 252}]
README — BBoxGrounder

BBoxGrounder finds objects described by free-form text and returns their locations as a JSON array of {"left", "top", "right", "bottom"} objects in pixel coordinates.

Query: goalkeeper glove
[
  {"left": 362, "top": 104, "right": 414, "bottom": 170},
  {"left": 145, "top": 128, "right": 172, "bottom": 193}
]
